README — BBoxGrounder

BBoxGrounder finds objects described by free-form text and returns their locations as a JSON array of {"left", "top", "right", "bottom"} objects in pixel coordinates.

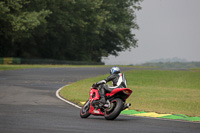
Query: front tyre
[
  {"left": 104, "top": 98, "right": 124, "bottom": 120},
  {"left": 80, "top": 100, "right": 91, "bottom": 118}
]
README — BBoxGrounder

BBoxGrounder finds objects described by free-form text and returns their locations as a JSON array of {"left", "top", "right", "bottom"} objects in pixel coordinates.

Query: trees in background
[
  {"left": 0, "top": 0, "right": 142, "bottom": 62},
  {"left": 0, "top": 0, "right": 51, "bottom": 57}
]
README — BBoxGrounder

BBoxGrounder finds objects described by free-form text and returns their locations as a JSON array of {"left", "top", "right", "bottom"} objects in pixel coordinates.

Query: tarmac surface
[{"left": 0, "top": 67, "right": 199, "bottom": 133}]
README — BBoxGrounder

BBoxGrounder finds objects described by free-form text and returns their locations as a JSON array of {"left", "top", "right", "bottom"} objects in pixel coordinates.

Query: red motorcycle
[{"left": 80, "top": 84, "right": 132, "bottom": 120}]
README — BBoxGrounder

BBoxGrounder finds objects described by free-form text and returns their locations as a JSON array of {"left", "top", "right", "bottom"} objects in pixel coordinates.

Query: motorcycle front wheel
[
  {"left": 104, "top": 98, "right": 124, "bottom": 120},
  {"left": 80, "top": 100, "right": 91, "bottom": 118}
]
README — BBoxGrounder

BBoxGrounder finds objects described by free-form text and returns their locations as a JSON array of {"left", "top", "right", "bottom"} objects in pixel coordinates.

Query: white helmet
[{"left": 110, "top": 66, "right": 120, "bottom": 74}]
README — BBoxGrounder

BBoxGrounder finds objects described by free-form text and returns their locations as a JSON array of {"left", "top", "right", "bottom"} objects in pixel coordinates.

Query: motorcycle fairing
[
  {"left": 105, "top": 88, "right": 132, "bottom": 100},
  {"left": 89, "top": 88, "right": 104, "bottom": 115}
]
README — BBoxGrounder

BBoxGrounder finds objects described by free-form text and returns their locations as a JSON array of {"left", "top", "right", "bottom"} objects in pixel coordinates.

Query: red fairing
[
  {"left": 89, "top": 106, "right": 104, "bottom": 115},
  {"left": 106, "top": 88, "right": 132, "bottom": 99},
  {"left": 89, "top": 87, "right": 104, "bottom": 115},
  {"left": 89, "top": 87, "right": 100, "bottom": 100},
  {"left": 86, "top": 87, "right": 132, "bottom": 116}
]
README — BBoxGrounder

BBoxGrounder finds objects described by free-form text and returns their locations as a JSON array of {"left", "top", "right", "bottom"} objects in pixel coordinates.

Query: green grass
[
  {"left": 0, "top": 64, "right": 106, "bottom": 70},
  {"left": 126, "top": 70, "right": 200, "bottom": 116},
  {"left": 60, "top": 69, "right": 200, "bottom": 117},
  {"left": 190, "top": 67, "right": 200, "bottom": 72},
  {"left": 2, "top": 65, "right": 199, "bottom": 116},
  {"left": 0, "top": 64, "right": 150, "bottom": 71},
  {"left": 0, "top": 64, "right": 56, "bottom": 70}
]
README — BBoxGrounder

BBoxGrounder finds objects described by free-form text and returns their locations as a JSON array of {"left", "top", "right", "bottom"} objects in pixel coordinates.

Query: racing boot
[
  {"left": 98, "top": 96, "right": 106, "bottom": 104},
  {"left": 97, "top": 96, "right": 106, "bottom": 108},
  {"left": 92, "top": 96, "right": 106, "bottom": 107}
]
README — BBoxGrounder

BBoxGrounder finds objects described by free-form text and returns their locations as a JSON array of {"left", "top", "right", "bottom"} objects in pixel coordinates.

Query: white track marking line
[{"left": 56, "top": 85, "right": 81, "bottom": 109}]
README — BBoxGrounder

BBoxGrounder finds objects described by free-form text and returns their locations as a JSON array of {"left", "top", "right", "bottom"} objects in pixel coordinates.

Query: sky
[{"left": 102, "top": 0, "right": 200, "bottom": 65}]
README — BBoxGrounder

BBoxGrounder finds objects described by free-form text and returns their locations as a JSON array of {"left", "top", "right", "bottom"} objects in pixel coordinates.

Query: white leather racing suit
[{"left": 96, "top": 73, "right": 127, "bottom": 97}]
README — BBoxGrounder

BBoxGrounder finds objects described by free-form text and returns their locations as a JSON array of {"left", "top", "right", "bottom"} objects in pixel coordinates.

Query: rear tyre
[
  {"left": 104, "top": 98, "right": 123, "bottom": 120},
  {"left": 80, "top": 100, "right": 91, "bottom": 118}
]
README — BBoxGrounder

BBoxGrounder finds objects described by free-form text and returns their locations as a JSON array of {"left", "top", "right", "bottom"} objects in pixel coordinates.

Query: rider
[{"left": 94, "top": 66, "right": 127, "bottom": 104}]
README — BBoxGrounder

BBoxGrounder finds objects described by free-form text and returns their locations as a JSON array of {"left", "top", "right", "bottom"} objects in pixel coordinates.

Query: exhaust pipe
[{"left": 122, "top": 103, "right": 131, "bottom": 110}]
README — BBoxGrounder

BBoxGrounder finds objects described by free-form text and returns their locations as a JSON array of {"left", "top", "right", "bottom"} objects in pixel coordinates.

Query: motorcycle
[{"left": 80, "top": 84, "right": 132, "bottom": 120}]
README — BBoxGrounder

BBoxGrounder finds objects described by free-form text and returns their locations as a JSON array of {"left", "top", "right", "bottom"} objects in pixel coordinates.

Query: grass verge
[
  {"left": 0, "top": 64, "right": 151, "bottom": 71},
  {"left": 60, "top": 69, "right": 200, "bottom": 117},
  {"left": 0, "top": 64, "right": 105, "bottom": 70}
]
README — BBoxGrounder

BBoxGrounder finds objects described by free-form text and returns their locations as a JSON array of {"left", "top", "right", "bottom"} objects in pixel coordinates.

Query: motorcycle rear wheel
[
  {"left": 80, "top": 100, "right": 91, "bottom": 118},
  {"left": 104, "top": 98, "right": 123, "bottom": 120}
]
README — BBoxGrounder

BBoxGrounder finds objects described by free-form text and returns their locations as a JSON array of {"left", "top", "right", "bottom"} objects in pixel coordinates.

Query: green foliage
[
  {"left": 0, "top": 0, "right": 51, "bottom": 37},
  {"left": 0, "top": 0, "right": 142, "bottom": 62},
  {"left": 0, "top": 0, "right": 51, "bottom": 57}
]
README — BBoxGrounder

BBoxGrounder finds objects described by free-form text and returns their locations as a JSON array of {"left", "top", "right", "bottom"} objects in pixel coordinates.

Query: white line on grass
[{"left": 56, "top": 85, "right": 81, "bottom": 109}]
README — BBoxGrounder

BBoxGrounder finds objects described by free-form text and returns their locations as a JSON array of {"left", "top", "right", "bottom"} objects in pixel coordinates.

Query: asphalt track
[{"left": 0, "top": 67, "right": 199, "bottom": 133}]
